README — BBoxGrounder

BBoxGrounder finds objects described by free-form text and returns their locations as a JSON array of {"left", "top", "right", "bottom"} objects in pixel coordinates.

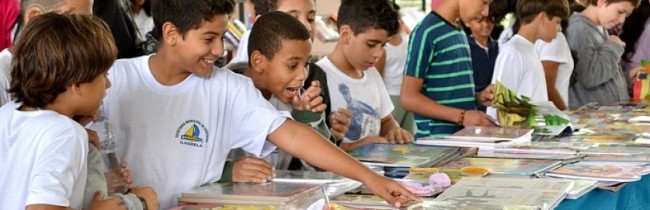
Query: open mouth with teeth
[
  {"left": 203, "top": 58, "right": 215, "bottom": 64},
  {"left": 284, "top": 86, "right": 304, "bottom": 101}
]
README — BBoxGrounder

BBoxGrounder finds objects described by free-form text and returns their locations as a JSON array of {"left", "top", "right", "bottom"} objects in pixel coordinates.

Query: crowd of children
[{"left": 1, "top": 0, "right": 649, "bottom": 209}]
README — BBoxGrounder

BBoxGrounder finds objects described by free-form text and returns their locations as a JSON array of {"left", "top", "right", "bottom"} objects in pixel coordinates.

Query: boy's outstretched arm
[
  {"left": 267, "top": 120, "right": 421, "bottom": 207},
  {"left": 401, "top": 76, "right": 495, "bottom": 127}
]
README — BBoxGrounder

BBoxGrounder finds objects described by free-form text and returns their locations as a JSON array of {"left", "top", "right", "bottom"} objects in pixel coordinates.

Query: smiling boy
[{"left": 102, "top": 0, "right": 419, "bottom": 208}]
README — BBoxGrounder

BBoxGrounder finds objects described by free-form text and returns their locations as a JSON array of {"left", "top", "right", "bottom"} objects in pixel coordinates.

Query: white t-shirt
[
  {"left": 383, "top": 32, "right": 409, "bottom": 96},
  {"left": 104, "top": 55, "right": 287, "bottom": 208},
  {"left": 228, "top": 30, "right": 251, "bottom": 65},
  {"left": 488, "top": 35, "right": 548, "bottom": 118},
  {"left": 0, "top": 101, "right": 88, "bottom": 209},
  {"left": 133, "top": 9, "right": 154, "bottom": 41},
  {"left": 535, "top": 32, "right": 574, "bottom": 106},
  {"left": 0, "top": 48, "right": 12, "bottom": 106},
  {"left": 317, "top": 57, "right": 394, "bottom": 143}
]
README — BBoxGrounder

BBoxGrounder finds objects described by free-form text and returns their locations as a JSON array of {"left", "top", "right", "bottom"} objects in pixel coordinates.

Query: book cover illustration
[
  {"left": 435, "top": 187, "right": 562, "bottom": 210},
  {"left": 348, "top": 143, "right": 458, "bottom": 167},
  {"left": 449, "top": 126, "right": 533, "bottom": 142},
  {"left": 546, "top": 164, "right": 641, "bottom": 182},
  {"left": 440, "top": 158, "right": 561, "bottom": 176}
]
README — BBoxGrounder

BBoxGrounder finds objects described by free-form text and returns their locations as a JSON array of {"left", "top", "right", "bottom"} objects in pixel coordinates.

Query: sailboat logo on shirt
[
  {"left": 182, "top": 124, "right": 201, "bottom": 141},
  {"left": 175, "top": 120, "right": 209, "bottom": 148}
]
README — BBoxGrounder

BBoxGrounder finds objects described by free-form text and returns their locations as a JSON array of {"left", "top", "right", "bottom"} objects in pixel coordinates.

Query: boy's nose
[{"left": 105, "top": 77, "right": 112, "bottom": 89}]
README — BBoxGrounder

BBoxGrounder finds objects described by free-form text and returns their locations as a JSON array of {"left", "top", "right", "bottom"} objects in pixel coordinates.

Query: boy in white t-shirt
[
  {"left": 535, "top": 31, "right": 574, "bottom": 110},
  {"left": 0, "top": 13, "right": 118, "bottom": 210},
  {"left": 488, "top": 0, "right": 569, "bottom": 118},
  {"left": 103, "top": 0, "right": 419, "bottom": 208},
  {"left": 316, "top": 0, "right": 413, "bottom": 152}
]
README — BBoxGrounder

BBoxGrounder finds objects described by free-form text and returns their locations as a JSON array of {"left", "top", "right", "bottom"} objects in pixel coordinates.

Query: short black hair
[
  {"left": 248, "top": 11, "right": 311, "bottom": 62},
  {"left": 151, "top": 0, "right": 235, "bottom": 39},
  {"left": 253, "top": 0, "right": 278, "bottom": 16},
  {"left": 337, "top": 0, "right": 400, "bottom": 36}
]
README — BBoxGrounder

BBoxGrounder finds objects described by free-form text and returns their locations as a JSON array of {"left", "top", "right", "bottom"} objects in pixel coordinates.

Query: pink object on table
[
  {"left": 429, "top": 173, "right": 451, "bottom": 188},
  {"left": 400, "top": 181, "right": 436, "bottom": 196}
]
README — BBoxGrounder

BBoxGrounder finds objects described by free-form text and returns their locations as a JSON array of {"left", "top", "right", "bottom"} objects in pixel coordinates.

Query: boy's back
[
  {"left": 487, "top": 34, "right": 548, "bottom": 117},
  {"left": 105, "top": 56, "right": 288, "bottom": 208},
  {"left": 404, "top": 12, "right": 476, "bottom": 137},
  {"left": 0, "top": 101, "right": 89, "bottom": 209}
]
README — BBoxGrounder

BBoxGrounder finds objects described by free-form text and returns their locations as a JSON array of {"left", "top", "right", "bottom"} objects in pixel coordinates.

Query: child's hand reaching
[
  {"left": 476, "top": 84, "right": 495, "bottom": 107},
  {"left": 463, "top": 110, "right": 496, "bottom": 127},
  {"left": 364, "top": 175, "right": 421, "bottom": 207},
  {"left": 120, "top": 161, "right": 133, "bottom": 189},
  {"left": 89, "top": 191, "right": 126, "bottom": 210},
  {"left": 232, "top": 157, "right": 275, "bottom": 183},
  {"left": 329, "top": 109, "right": 353, "bottom": 141},
  {"left": 383, "top": 128, "right": 413, "bottom": 144},
  {"left": 292, "top": 81, "right": 326, "bottom": 112}
]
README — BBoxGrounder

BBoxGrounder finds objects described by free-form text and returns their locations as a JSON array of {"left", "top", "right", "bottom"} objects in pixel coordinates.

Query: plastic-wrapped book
[{"left": 178, "top": 182, "right": 327, "bottom": 209}]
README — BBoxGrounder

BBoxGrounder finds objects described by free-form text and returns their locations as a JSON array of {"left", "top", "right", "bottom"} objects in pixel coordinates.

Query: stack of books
[
  {"left": 347, "top": 143, "right": 461, "bottom": 168},
  {"left": 440, "top": 157, "right": 563, "bottom": 177},
  {"left": 178, "top": 182, "right": 327, "bottom": 209},
  {"left": 271, "top": 170, "right": 362, "bottom": 197},
  {"left": 417, "top": 126, "right": 533, "bottom": 148}
]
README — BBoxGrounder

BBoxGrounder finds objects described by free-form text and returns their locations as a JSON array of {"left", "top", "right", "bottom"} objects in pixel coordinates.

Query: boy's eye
[{"left": 366, "top": 43, "right": 377, "bottom": 48}]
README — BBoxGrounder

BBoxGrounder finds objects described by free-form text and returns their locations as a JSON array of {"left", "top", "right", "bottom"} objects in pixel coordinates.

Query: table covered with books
[{"left": 175, "top": 100, "right": 650, "bottom": 209}]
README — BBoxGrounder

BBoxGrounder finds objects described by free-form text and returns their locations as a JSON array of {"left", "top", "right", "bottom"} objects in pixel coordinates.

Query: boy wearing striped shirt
[{"left": 401, "top": 0, "right": 496, "bottom": 138}]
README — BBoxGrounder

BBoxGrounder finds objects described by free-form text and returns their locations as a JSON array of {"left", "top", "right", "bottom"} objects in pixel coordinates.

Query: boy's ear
[
  {"left": 250, "top": 50, "right": 267, "bottom": 73},
  {"left": 69, "top": 83, "right": 82, "bottom": 96},
  {"left": 23, "top": 7, "right": 43, "bottom": 26},
  {"left": 161, "top": 22, "right": 180, "bottom": 46},
  {"left": 339, "top": 25, "right": 353, "bottom": 45}
]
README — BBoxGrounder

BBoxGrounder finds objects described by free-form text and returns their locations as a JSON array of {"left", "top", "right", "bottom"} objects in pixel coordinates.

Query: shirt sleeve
[
  {"left": 404, "top": 27, "right": 434, "bottom": 78},
  {"left": 228, "top": 80, "right": 290, "bottom": 158},
  {"left": 26, "top": 133, "right": 88, "bottom": 207},
  {"left": 536, "top": 33, "right": 571, "bottom": 63}
]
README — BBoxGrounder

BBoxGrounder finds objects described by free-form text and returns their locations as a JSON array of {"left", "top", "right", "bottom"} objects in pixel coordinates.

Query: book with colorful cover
[
  {"left": 448, "top": 126, "right": 533, "bottom": 143},
  {"left": 440, "top": 157, "right": 562, "bottom": 176},
  {"left": 348, "top": 143, "right": 460, "bottom": 167},
  {"left": 545, "top": 163, "right": 641, "bottom": 182}
]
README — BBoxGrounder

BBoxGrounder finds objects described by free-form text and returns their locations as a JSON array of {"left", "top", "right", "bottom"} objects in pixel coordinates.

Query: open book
[{"left": 435, "top": 177, "right": 573, "bottom": 210}]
